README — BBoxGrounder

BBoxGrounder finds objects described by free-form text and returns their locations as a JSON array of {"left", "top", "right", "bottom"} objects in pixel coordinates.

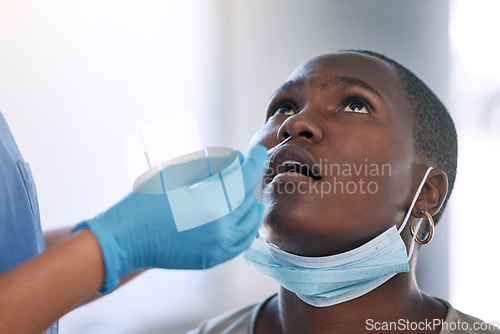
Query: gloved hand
[{"left": 73, "top": 145, "right": 268, "bottom": 293}]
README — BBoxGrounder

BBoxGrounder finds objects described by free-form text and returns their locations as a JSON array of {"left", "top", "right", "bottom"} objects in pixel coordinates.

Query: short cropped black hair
[{"left": 343, "top": 50, "right": 457, "bottom": 225}]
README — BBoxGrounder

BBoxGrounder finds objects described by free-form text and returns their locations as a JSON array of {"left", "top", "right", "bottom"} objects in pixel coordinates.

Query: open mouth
[
  {"left": 277, "top": 161, "right": 322, "bottom": 180},
  {"left": 265, "top": 145, "right": 323, "bottom": 182}
]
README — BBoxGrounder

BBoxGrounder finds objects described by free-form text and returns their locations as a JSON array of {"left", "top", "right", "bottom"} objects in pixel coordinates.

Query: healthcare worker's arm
[
  {"left": 0, "top": 229, "right": 106, "bottom": 333},
  {"left": 44, "top": 227, "right": 145, "bottom": 307},
  {"left": 44, "top": 226, "right": 88, "bottom": 248},
  {"left": 0, "top": 145, "right": 267, "bottom": 334}
]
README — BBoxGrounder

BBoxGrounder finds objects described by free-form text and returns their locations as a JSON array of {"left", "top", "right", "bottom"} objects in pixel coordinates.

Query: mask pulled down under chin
[
  {"left": 244, "top": 166, "right": 434, "bottom": 307},
  {"left": 243, "top": 225, "right": 410, "bottom": 307}
]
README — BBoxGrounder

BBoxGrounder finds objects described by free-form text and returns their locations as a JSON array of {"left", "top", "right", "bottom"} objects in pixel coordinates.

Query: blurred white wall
[
  {"left": 0, "top": 0, "right": 498, "bottom": 332},
  {"left": 447, "top": 0, "right": 500, "bottom": 323}
]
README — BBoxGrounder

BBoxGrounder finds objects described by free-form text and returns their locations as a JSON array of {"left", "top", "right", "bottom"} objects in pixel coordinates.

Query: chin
[
  {"left": 260, "top": 195, "right": 324, "bottom": 246},
  {"left": 260, "top": 208, "right": 333, "bottom": 256},
  {"left": 259, "top": 187, "right": 365, "bottom": 255}
]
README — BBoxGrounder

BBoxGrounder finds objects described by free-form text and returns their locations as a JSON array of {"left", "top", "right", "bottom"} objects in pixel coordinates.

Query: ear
[{"left": 412, "top": 168, "right": 448, "bottom": 217}]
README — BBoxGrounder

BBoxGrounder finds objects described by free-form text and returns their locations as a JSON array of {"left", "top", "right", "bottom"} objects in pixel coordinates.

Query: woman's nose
[{"left": 277, "top": 111, "right": 324, "bottom": 144}]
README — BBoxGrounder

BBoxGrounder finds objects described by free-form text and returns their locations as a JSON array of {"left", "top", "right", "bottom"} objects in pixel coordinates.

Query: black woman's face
[{"left": 250, "top": 52, "right": 421, "bottom": 256}]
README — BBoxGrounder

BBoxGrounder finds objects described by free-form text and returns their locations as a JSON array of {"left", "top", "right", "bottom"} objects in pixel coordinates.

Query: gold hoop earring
[{"left": 409, "top": 210, "right": 434, "bottom": 244}]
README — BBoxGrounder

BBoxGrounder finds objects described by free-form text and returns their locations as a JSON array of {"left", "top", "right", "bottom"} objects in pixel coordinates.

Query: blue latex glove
[{"left": 73, "top": 145, "right": 268, "bottom": 293}]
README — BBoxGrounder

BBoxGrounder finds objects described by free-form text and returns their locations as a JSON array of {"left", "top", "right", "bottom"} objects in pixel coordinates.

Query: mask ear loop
[
  {"left": 397, "top": 167, "right": 433, "bottom": 260},
  {"left": 406, "top": 220, "right": 422, "bottom": 260}
]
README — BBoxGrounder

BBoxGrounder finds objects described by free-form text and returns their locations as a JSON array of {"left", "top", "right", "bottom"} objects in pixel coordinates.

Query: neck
[{"left": 259, "top": 271, "right": 446, "bottom": 334}]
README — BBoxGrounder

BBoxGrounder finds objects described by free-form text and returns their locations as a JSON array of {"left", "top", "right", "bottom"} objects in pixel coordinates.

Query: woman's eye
[
  {"left": 343, "top": 101, "right": 369, "bottom": 114},
  {"left": 274, "top": 106, "right": 295, "bottom": 116}
]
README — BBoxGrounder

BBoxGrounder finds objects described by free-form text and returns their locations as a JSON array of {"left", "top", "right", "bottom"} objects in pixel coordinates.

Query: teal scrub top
[{"left": 0, "top": 112, "right": 58, "bottom": 333}]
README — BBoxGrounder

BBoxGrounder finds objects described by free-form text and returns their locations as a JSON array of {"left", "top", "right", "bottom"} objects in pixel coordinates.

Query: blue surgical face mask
[{"left": 244, "top": 167, "right": 433, "bottom": 307}]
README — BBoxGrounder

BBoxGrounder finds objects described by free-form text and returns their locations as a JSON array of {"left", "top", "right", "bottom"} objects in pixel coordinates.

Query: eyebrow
[{"left": 273, "top": 76, "right": 383, "bottom": 99}]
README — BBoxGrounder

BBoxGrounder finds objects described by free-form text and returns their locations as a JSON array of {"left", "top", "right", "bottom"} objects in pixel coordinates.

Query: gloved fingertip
[
  {"left": 239, "top": 145, "right": 268, "bottom": 193},
  {"left": 256, "top": 201, "right": 265, "bottom": 217},
  {"left": 249, "top": 201, "right": 264, "bottom": 230},
  {"left": 236, "top": 150, "right": 244, "bottom": 163},
  {"left": 247, "top": 145, "right": 268, "bottom": 163},
  {"left": 244, "top": 145, "right": 268, "bottom": 177}
]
